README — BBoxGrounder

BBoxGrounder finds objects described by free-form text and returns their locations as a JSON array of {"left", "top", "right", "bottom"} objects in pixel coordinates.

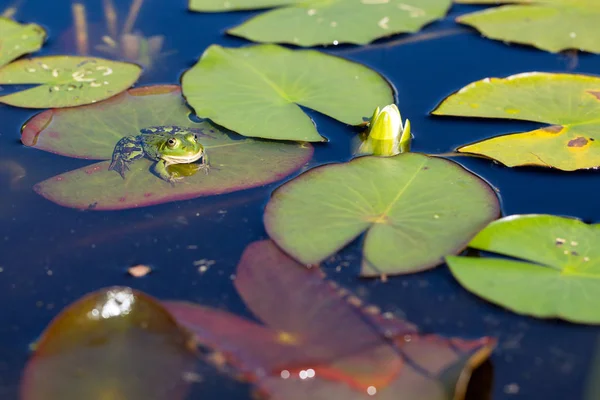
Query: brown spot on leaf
[
  {"left": 144, "top": 192, "right": 153, "bottom": 197},
  {"left": 119, "top": 196, "right": 126, "bottom": 202},
  {"left": 587, "top": 90, "right": 600, "bottom": 100},
  {"left": 568, "top": 137, "right": 588, "bottom": 147},
  {"left": 542, "top": 125, "right": 562, "bottom": 134}
]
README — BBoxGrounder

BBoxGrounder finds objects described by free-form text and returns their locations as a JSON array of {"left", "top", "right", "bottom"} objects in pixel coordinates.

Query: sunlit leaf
[
  {"left": 21, "top": 85, "right": 313, "bottom": 210},
  {"left": 21, "top": 287, "right": 197, "bottom": 400},
  {"left": 455, "top": 0, "right": 600, "bottom": 53},
  {"left": 181, "top": 44, "right": 393, "bottom": 141},
  {"left": 165, "top": 240, "right": 495, "bottom": 399},
  {"left": 447, "top": 214, "right": 600, "bottom": 324},
  {"left": 264, "top": 153, "right": 499, "bottom": 276},
  {"left": 0, "top": 17, "right": 46, "bottom": 68},
  {"left": 431, "top": 72, "right": 600, "bottom": 170},
  {"left": 0, "top": 56, "right": 142, "bottom": 108},
  {"left": 189, "top": 0, "right": 452, "bottom": 47}
]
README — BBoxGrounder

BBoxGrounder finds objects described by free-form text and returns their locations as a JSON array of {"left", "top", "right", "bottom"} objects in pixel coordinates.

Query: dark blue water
[{"left": 1, "top": 1, "right": 599, "bottom": 399}]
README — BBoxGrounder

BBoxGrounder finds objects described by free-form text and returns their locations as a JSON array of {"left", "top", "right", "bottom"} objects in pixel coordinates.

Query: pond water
[{"left": 1, "top": 0, "right": 600, "bottom": 399}]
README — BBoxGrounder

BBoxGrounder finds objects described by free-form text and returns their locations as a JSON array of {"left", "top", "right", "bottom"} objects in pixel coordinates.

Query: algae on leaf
[
  {"left": 456, "top": 0, "right": 600, "bottom": 53},
  {"left": 264, "top": 153, "right": 499, "bottom": 277},
  {"left": 0, "top": 56, "right": 142, "bottom": 108},
  {"left": 181, "top": 44, "right": 394, "bottom": 142},
  {"left": 22, "top": 85, "right": 313, "bottom": 210},
  {"left": 432, "top": 72, "right": 600, "bottom": 171},
  {"left": 447, "top": 214, "right": 600, "bottom": 324},
  {"left": 0, "top": 17, "right": 46, "bottom": 68}
]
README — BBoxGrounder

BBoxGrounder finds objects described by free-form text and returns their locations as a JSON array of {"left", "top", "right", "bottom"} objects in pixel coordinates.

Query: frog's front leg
[
  {"left": 197, "top": 153, "right": 210, "bottom": 175},
  {"left": 152, "top": 159, "right": 181, "bottom": 184}
]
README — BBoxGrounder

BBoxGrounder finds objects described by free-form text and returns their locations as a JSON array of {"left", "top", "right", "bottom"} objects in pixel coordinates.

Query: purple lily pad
[
  {"left": 20, "top": 287, "right": 197, "bottom": 400},
  {"left": 164, "top": 240, "right": 496, "bottom": 399},
  {"left": 20, "top": 85, "right": 313, "bottom": 210}
]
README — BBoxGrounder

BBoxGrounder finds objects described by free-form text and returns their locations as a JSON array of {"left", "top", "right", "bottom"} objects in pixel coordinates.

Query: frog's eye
[
  {"left": 167, "top": 138, "right": 179, "bottom": 148},
  {"left": 187, "top": 134, "right": 197, "bottom": 142}
]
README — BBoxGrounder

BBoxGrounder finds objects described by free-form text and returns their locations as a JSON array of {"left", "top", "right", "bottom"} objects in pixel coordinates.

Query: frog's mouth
[{"left": 162, "top": 152, "right": 204, "bottom": 165}]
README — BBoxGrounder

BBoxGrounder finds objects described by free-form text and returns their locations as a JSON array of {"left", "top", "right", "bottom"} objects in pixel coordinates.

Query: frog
[{"left": 108, "top": 125, "right": 209, "bottom": 184}]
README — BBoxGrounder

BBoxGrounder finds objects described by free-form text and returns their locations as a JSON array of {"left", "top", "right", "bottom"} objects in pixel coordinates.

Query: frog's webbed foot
[{"left": 109, "top": 136, "right": 144, "bottom": 179}]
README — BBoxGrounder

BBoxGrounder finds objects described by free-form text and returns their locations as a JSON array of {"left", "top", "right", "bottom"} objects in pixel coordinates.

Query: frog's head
[{"left": 157, "top": 131, "right": 204, "bottom": 164}]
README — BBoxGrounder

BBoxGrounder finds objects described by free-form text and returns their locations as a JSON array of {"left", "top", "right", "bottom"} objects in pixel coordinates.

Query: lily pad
[
  {"left": 446, "top": 214, "right": 600, "bottom": 324},
  {"left": 0, "top": 17, "right": 46, "bottom": 68},
  {"left": 165, "top": 240, "right": 496, "bottom": 399},
  {"left": 197, "top": 0, "right": 452, "bottom": 47},
  {"left": 22, "top": 85, "right": 313, "bottom": 210},
  {"left": 189, "top": 0, "right": 451, "bottom": 47},
  {"left": 0, "top": 56, "right": 142, "bottom": 108},
  {"left": 181, "top": 44, "right": 393, "bottom": 141},
  {"left": 264, "top": 153, "right": 499, "bottom": 276},
  {"left": 455, "top": 0, "right": 600, "bottom": 53},
  {"left": 431, "top": 72, "right": 600, "bottom": 171},
  {"left": 21, "top": 287, "right": 196, "bottom": 400}
]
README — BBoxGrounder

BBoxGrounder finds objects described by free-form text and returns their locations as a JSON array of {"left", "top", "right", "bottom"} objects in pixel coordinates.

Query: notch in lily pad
[
  {"left": 188, "top": 0, "right": 453, "bottom": 47},
  {"left": 432, "top": 72, "right": 600, "bottom": 171},
  {"left": 0, "top": 56, "right": 142, "bottom": 108},
  {"left": 447, "top": 214, "right": 600, "bottom": 324},
  {"left": 22, "top": 84, "right": 313, "bottom": 210},
  {"left": 264, "top": 152, "right": 500, "bottom": 277},
  {"left": 0, "top": 17, "right": 46, "bottom": 68},
  {"left": 181, "top": 44, "right": 394, "bottom": 142}
]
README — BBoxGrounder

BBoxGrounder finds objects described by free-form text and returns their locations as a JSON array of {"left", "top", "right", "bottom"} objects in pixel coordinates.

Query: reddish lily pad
[
  {"left": 164, "top": 240, "right": 496, "bottom": 399},
  {"left": 21, "top": 287, "right": 197, "bottom": 400},
  {"left": 21, "top": 85, "right": 313, "bottom": 210}
]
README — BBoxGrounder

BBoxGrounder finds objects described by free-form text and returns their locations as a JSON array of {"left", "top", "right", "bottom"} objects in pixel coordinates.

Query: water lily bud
[{"left": 359, "top": 104, "right": 411, "bottom": 157}]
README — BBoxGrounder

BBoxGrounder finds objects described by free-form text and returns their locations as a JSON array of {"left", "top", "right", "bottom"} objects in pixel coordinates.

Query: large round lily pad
[
  {"left": 447, "top": 214, "right": 600, "bottom": 324},
  {"left": 21, "top": 287, "right": 196, "bottom": 400},
  {"left": 0, "top": 17, "right": 46, "bottom": 68},
  {"left": 188, "top": 0, "right": 452, "bottom": 47},
  {"left": 22, "top": 85, "right": 313, "bottom": 210},
  {"left": 181, "top": 44, "right": 393, "bottom": 142},
  {"left": 431, "top": 72, "right": 600, "bottom": 171},
  {"left": 0, "top": 56, "right": 142, "bottom": 108},
  {"left": 455, "top": 0, "right": 600, "bottom": 53},
  {"left": 264, "top": 153, "right": 500, "bottom": 276}
]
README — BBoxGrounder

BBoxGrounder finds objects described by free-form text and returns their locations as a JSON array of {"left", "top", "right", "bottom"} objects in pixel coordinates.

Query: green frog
[{"left": 109, "top": 125, "right": 209, "bottom": 183}]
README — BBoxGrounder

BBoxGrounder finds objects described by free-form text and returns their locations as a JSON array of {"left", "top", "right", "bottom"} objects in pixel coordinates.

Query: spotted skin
[{"left": 109, "top": 125, "right": 209, "bottom": 183}]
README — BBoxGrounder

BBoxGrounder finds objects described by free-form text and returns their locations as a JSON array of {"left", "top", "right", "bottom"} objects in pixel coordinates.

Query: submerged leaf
[
  {"left": 447, "top": 214, "right": 600, "bottom": 324},
  {"left": 456, "top": 0, "right": 600, "bottom": 53},
  {"left": 181, "top": 44, "right": 393, "bottom": 141},
  {"left": 165, "top": 240, "right": 495, "bottom": 399},
  {"left": 264, "top": 153, "right": 499, "bottom": 276},
  {"left": 0, "top": 56, "right": 142, "bottom": 108},
  {"left": 432, "top": 72, "right": 600, "bottom": 170},
  {"left": 23, "top": 85, "right": 313, "bottom": 210},
  {"left": 21, "top": 287, "right": 196, "bottom": 400},
  {"left": 0, "top": 17, "right": 46, "bottom": 68},
  {"left": 189, "top": 0, "right": 452, "bottom": 47}
]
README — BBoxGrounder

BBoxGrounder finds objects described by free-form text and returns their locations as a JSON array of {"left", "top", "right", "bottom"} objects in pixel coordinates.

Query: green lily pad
[
  {"left": 455, "top": 0, "right": 600, "bottom": 53},
  {"left": 431, "top": 72, "right": 600, "bottom": 171},
  {"left": 0, "top": 17, "right": 46, "bottom": 68},
  {"left": 181, "top": 44, "right": 394, "bottom": 141},
  {"left": 446, "top": 214, "right": 600, "bottom": 324},
  {"left": 22, "top": 85, "right": 313, "bottom": 210},
  {"left": 264, "top": 153, "right": 499, "bottom": 277},
  {"left": 0, "top": 56, "right": 142, "bottom": 108},
  {"left": 188, "top": 0, "right": 452, "bottom": 47}
]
